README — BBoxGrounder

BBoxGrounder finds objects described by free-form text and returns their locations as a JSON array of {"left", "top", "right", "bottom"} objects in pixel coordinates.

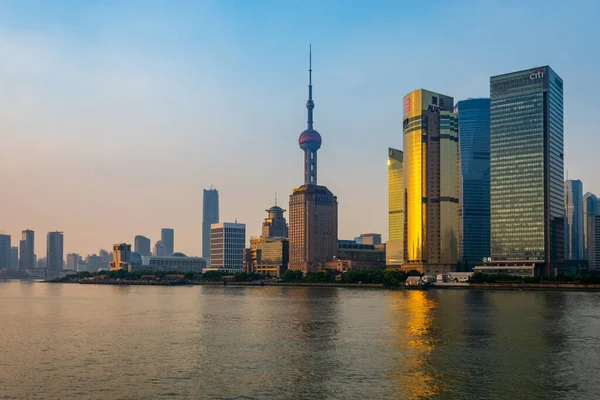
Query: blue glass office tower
[
  {"left": 455, "top": 99, "right": 490, "bottom": 269},
  {"left": 490, "top": 66, "right": 564, "bottom": 277},
  {"left": 564, "top": 179, "right": 584, "bottom": 260}
]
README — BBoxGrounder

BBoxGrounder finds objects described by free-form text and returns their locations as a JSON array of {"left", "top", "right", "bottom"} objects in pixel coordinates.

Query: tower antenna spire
[
  {"left": 307, "top": 44, "right": 314, "bottom": 130},
  {"left": 275, "top": 192, "right": 277, "bottom": 206}
]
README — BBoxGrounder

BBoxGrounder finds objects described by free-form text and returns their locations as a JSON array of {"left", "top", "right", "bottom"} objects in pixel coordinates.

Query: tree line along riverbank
[{"left": 47, "top": 269, "right": 600, "bottom": 291}]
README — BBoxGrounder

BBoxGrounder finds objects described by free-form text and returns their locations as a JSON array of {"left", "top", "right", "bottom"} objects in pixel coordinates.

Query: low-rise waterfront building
[
  {"left": 324, "top": 242, "right": 386, "bottom": 271},
  {"left": 130, "top": 252, "right": 206, "bottom": 273},
  {"left": 473, "top": 264, "right": 535, "bottom": 277}
]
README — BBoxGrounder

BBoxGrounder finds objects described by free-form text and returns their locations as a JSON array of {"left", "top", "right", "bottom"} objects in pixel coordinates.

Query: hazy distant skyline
[{"left": 1, "top": 0, "right": 598, "bottom": 257}]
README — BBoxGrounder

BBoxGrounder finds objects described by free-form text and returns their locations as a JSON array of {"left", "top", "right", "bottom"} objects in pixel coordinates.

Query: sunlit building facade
[
  {"left": 387, "top": 147, "right": 404, "bottom": 267},
  {"left": 402, "top": 89, "right": 460, "bottom": 275},
  {"left": 262, "top": 205, "right": 288, "bottom": 238},
  {"left": 490, "top": 66, "right": 564, "bottom": 276},
  {"left": 110, "top": 243, "right": 131, "bottom": 271},
  {"left": 248, "top": 237, "right": 289, "bottom": 277}
]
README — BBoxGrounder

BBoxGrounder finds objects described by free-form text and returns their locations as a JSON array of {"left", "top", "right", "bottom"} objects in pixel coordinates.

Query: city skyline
[{"left": 0, "top": 1, "right": 598, "bottom": 258}]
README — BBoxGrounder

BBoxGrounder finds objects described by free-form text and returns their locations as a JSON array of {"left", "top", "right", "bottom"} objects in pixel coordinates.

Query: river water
[{"left": 1, "top": 281, "right": 599, "bottom": 399}]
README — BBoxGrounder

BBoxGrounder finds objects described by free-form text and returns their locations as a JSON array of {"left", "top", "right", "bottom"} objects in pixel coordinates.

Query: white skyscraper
[{"left": 210, "top": 222, "right": 245, "bottom": 273}]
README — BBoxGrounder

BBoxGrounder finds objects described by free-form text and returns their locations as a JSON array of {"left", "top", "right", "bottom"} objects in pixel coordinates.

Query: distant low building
[
  {"left": 473, "top": 264, "right": 535, "bottom": 277},
  {"left": 66, "top": 253, "right": 79, "bottom": 271},
  {"left": 130, "top": 252, "right": 206, "bottom": 273},
  {"left": 325, "top": 242, "right": 386, "bottom": 271},
  {"left": 355, "top": 233, "right": 382, "bottom": 246}
]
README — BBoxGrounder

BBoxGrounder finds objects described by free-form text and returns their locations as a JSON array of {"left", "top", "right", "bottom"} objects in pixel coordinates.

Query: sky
[{"left": 0, "top": 0, "right": 599, "bottom": 258}]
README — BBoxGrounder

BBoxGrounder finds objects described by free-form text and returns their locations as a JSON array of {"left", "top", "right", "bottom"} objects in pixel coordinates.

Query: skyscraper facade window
[
  {"left": 210, "top": 222, "right": 246, "bottom": 273},
  {"left": 19, "top": 230, "right": 34, "bottom": 270},
  {"left": 261, "top": 205, "right": 288, "bottom": 238},
  {"left": 386, "top": 148, "right": 404, "bottom": 267},
  {"left": 490, "top": 66, "right": 564, "bottom": 276},
  {"left": 583, "top": 192, "right": 598, "bottom": 260},
  {"left": 10, "top": 246, "right": 18, "bottom": 270},
  {"left": 203, "top": 188, "right": 219, "bottom": 264},
  {"left": 455, "top": 98, "right": 491, "bottom": 268},
  {"left": 161, "top": 228, "right": 174, "bottom": 255},
  {"left": 0, "top": 234, "right": 11, "bottom": 270},
  {"left": 564, "top": 180, "right": 584, "bottom": 260},
  {"left": 47, "top": 231, "right": 64, "bottom": 271},
  {"left": 402, "top": 89, "right": 460, "bottom": 275},
  {"left": 134, "top": 235, "right": 151, "bottom": 257}
]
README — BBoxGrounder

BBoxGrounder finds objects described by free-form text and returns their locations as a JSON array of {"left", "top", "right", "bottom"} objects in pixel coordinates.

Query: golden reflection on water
[{"left": 389, "top": 290, "right": 441, "bottom": 399}]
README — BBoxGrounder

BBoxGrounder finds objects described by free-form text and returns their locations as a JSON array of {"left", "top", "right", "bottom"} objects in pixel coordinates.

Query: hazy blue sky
[{"left": 1, "top": 0, "right": 599, "bottom": 257}]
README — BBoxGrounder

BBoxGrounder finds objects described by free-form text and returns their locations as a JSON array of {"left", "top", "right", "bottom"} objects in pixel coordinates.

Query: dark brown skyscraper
[{"left": 288, "top": 47, "right": 338, "bottom": 274}]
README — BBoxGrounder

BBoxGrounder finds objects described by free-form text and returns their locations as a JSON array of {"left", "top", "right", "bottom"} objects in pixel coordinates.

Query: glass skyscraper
[
  {"left": 583, "top": 192, "right": 598, "bottom": 260},
  {"left": 402, "top": 89, "right": 460, "bottom": 275},
  {"left": 455, "top": 98, "right": 490, "bottom": 268},
  {"left": 490, "top": 66, "right": 564, "bottom": 276},
  {"left": 202, "top": 188, "right": 219, "bottom": 265},
  {"left": 564, "top": 179, "right": 583, "bottom": 260},
  {"left": 386, "top": 147, "right": 404, "bottom": 267}
]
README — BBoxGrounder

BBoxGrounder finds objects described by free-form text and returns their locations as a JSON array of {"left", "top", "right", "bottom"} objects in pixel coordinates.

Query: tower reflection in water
[{"left": 389, "top": 290, "right": 441, "bottom": 399}]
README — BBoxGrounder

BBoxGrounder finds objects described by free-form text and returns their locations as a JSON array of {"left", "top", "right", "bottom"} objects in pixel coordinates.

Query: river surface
[{"left": 1, "top": 281, "right": 600, "bottom": 399}]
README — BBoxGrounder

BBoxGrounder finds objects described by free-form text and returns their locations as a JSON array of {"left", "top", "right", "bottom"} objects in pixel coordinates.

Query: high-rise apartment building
[
  {"left": 386, "top": 148, "right": 404, "bottom": 267},
  {"left": 161, "top": 228, "right": 174, "bottom": 255},
  {"left": 153, "top": 241, "right": 169, "bottom": 257},
  {"left": 455, "top": 98, "right": 491, "bottom": 268},
  {"left": 583, "top": 192, "right": 598, "bottom": 260},
  {"left": 66, "top": 253, "right": 79, "bottom": 271},
  {"left": 490, "top": 66, "right": 564, "bottom": 276},
  {"left": 134, "top": 235, "right": 151, "bottom": 256},
  {"left": 210, "top": 222, "right": 246, "bottom": 273},
  {"left": 402, "top": 89, "right": 460, "bottom": 275},
  {"left": 262, "top": 204, "right": 288, "bottom": 238},
  {"left": 288, "top": 49, "right": 338, "bottom": 274},
  {"left": 10, "top": 246, "right": 18, "bottom": 270},
  {"left": 203, "top": 188, "right": 219, "bottom": 264},
  {"left": 110, "top": 243, "right": 131, "bottom": 271},
  {"left": 19, "top": 230, "right": 35, "bottom": 270},
  {"left": 565, "top": 180, "right": 584, "bottom": 260},
  {"left": 47, "top": 231, "right": 64, "bottom": 271},
  {"left": 586, "top": 215, "right": 600, "bottom": 271},
  {"left": 0, "top": 234, "right": 11, "bottom": 269}
]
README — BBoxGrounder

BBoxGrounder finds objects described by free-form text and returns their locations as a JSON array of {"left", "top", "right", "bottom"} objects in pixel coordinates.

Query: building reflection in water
[{"left": 388, "top": 290, "right": 442, "bottom": 399}]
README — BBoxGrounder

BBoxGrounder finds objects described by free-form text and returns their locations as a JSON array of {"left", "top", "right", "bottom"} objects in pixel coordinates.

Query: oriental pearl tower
[
  {"left": 299, "top": 46, "right": 321, "bottom": 185},
  {"left": 288, "top": 47, "right": 338, "bottom": 275}
]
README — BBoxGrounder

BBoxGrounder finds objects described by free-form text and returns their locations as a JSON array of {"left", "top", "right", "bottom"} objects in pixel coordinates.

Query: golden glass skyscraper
[
  {"left": 386, "top": 148, "right": 404, "bottom": 267},
  {"left": 402, "top": 89, "right": 460, "bottom": 275}
]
